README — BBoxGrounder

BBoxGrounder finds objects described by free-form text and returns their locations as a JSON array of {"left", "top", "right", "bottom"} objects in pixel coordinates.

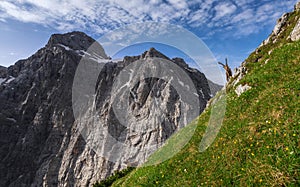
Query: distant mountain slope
[
  {"left": 109, "top": 2, "right": 300, "bottom": 187},
  {"left": 0, "top": 31, "right": 217, "bottom": 186},
  {"left": 0, "top": 66, "right": 7, "bottom": 78}
]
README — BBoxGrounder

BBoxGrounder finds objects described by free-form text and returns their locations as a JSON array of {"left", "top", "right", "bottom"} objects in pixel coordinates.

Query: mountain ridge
[{"left": 0, "top": 30, "right": 220, "bottom": 186}]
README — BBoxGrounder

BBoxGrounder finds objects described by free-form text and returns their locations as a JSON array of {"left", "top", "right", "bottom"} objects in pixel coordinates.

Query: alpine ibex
[{"left": 218, "top": 58, "right": 232, "bottom": 82}]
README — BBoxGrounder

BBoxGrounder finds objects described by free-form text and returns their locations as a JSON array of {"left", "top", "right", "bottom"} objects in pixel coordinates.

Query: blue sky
[{"left": 0, "top": 0, "right": 297, "bottom": 72}]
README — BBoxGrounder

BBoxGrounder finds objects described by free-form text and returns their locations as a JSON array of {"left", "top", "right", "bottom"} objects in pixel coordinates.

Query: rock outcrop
[
  {"left": 235, "top": 84, "right": 251, "bottom": 97},
  {"left": 290, "top": 18, "right": 300, "bottom": 41},
  {"left": 0, "top": 66, "right": 7, "bottom": 78},
  {"left": 295, "top": 1, "right": 300, "bottom": 11},
  {"left": 0, "top": 31, "right": 218, "bottom": 186},
  {"left": 260, "top": 1, "right": 300, "bottom": 46},
  {"left": 260, "top": 13, "right": 290, "bottom": 46},
  {"left": 233, "top": 1, "right": 300, "bottom": 97}
]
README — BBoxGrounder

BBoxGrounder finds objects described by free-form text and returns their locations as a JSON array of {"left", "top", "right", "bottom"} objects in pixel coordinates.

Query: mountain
[
  {"left": 0, "top": 65, "right": 7, "bottom": 78},
  {"left": 107, "top": 2, "right": 300, "bottom": 186},
  {"left": 0, "top": 31, "right": 219, "bottom": 186}
]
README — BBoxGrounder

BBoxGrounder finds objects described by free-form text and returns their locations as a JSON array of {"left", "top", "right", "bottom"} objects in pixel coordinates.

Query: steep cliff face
[
  {"left": 0, "top": 32, "right": 218, "bottom": 186},
  {"left": 0, "top": 31, "right": 100, "bottom": 187}
]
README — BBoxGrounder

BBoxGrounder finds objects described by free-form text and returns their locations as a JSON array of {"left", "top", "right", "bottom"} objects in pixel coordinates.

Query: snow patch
[
  {"left": 6, "top": 76, "right": 15, "bottom": 84},
  {"left": 75, "top": 50, "right": 85, "bottom": 56},
  {"left": 92, "top": 52, "right": 104, "bottom": 59},
  {"left": 178, "top": 79, "right": 184, "bottom": 87},
  {"left": 177, "top": 79, "right": 190, "bottom": 91},
  {"left": 57, "top": 43, "right": 110, "bottom": 63},
  {"left": 0, "top": 76, "right": 15, "bottom": 85},
  {"left": 6, "top": 118, "right": 17, "bottom": 123},
  {"left": 57, "top": 44, "right": 71, "bottom": 51},
  {"left": 89, "top": 57, "right": 111, "bottom": 63},
  {"left": 21, "top": 136, "right": 26, "bottom": 144},
  {"left": 57, "top": 43, "right": 109, "bottom": 63},
  {"left": 199, "top": 89, "right": 205, "bottom": 98}
]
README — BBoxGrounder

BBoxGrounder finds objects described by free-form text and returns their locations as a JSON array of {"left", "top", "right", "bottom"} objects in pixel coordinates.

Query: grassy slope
[{"left": 103, "top": 10, "right": 300, "bottom": 187}]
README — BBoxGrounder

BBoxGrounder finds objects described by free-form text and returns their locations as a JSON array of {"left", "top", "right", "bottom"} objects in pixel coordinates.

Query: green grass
[
  {"left": 94, "top": 10, "right": 300, "bottom": 187},
  {"left": 93, "top": 167, "right": 134, "bottom": 187},
  {"left": 109, "top": 33, "right": 300, "bottom": 187}
]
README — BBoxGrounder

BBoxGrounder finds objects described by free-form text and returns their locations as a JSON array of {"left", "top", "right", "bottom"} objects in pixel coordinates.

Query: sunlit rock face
[{"left": 0, "top": 31, "right": 219, "bottom": 186}]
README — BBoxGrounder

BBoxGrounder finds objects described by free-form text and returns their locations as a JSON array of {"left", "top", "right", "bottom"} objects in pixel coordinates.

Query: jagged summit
[
  {"left": 3, "top": 31, "right": 109, "bottom": 79},
  {"left": 141, "top": 47, "right": 169, "bottom": 59},
  {"left": 122, "top": 47, "right": 191, "bottom": 69},
  {"left": 123, "top": 47, "right": 169, "bottom": 63},
  {"left": 46, "top": 31, "right": 108, "bottom": 59},
  {"left": 46, "top": 31, "right": 94, "bottom": 50}
]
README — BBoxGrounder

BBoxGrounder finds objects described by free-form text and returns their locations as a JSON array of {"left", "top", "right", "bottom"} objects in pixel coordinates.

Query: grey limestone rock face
[
  {"left": 231, "top": 1, "right": 300, "bottom": 98},
  {"left": 0, "top": 31, "right": 218, "bottom": 186},
  {"left": 232, "top": 66, "right": 248, "bottom": 86},
  {"left": 290, "top": 1, "right": 300, "bottom": 41},
  {"left": 0, "top": 65, "right": 7, "bottom": 78},
  {"left": 290, "top": 18, "right": 300, "bottom": 41},
  {"left": 260, "top": 13, "right": 290, "bottom": 46},
  {"left": 235, "top": 84, "right": 252, "bottom": 97},
  {"left": 260, "top": 1, "right": 300, "bottom": 46}
]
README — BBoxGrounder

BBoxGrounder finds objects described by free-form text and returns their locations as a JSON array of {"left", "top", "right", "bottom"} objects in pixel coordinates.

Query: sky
[{"left": 0, "top": 0, "right": 298, "bottom": 77}]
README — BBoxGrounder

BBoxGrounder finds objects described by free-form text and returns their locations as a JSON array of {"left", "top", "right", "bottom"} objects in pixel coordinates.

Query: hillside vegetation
[{"left": 95, "top": 6, "right": 300, "bottom": 187}]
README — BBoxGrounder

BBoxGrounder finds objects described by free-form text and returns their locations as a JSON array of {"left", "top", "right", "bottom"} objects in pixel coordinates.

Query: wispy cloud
[
  {"left": 214, "top": 2, "right": 237, "bottom": 20},
  {"left": 0, "top": 0, "right": 297, "bottom": 37}
]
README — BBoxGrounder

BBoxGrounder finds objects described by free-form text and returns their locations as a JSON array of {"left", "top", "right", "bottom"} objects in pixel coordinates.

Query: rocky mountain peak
[
  {"left": 141, "top": 47, "right": 169, "bottom": 59},
  {"left": 122, "top": 48, "right": 199, "bottom": 73},
  {"left": 123, "top": 47, "right": 170, "bottom": 64},
  {"left": 46, "top": 31, "right": 94, "bottom": 50},
  {"left": 45, "top": 31, "right": 108, "bottom": 59}
]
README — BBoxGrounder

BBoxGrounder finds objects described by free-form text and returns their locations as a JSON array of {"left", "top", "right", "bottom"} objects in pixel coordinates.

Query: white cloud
[
  {"left": 167, "top": 0, "right": 188, "bottom": 10},
  {"left": 214, "top": 2, "right": 237, "bottom": 20},
  {"left": 233, "top": 0, "right": 255, "bottom": 8},
  {"left": 0, "top": 1, "right": 47, "bottom": 23},
  {"left": 232, "top": 9, "right": 254, "bottom": 23},
  {"left": 0, "top": 0, "right": 298, "bottom": 38},
  {"left": 207, "top": 0, "right": 298, "bottom": 37},
  {"left": 0, "top": 17, "right": 6, "bottom": 22}
]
